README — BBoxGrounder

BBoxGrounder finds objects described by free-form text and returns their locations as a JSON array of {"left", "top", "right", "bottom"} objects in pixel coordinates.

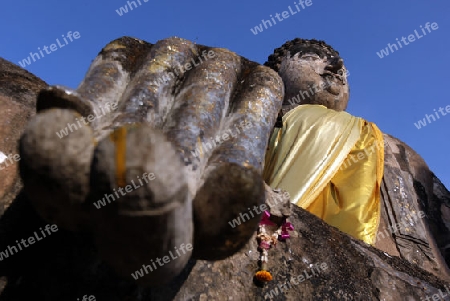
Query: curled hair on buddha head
[
  {"left": 264, "top": 38, "right": 341, "bottom": 72},
  {"left": 265, "top": 38, "right": 350, "bottom": 114}
]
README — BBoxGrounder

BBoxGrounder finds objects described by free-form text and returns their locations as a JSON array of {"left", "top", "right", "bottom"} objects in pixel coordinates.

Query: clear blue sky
[{"left": 1, "top": 0, "right": 449, "bottom": 188}]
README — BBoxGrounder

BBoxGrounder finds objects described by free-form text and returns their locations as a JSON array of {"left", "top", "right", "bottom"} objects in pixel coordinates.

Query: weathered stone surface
[
  {"left": 264, "top": 184, "right": 291, "bottom": 222},
  {"left": 377, "top": 133, "right": 450, "bottom": 281},
  {"left": 158, "top": 203, "right": 449, "bottom": 301},
  {"left": 0, "top": 195, "right": 449, "bottom": 300},
  {"left": 0, "top": 58, "right": 47, "bottom": 214}
]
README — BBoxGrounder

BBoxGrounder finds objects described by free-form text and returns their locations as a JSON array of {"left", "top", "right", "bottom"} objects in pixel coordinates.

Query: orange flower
[{"left": 255, "top": 270, "right": 272, "bottom": 282}]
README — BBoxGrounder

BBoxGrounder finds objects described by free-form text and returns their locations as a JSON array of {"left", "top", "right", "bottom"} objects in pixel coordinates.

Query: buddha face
[{"left": 265, "top": 39, "right": 350, "bottom": 112}]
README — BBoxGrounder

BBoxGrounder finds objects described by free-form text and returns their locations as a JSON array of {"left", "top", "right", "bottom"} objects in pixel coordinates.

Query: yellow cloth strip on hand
[{"left": 263, "top": 105, "right": 384, "bottom": 244}]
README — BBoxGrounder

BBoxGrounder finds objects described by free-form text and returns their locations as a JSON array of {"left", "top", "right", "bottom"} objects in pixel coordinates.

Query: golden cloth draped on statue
[{"left": 263, "top": 105, "right": 384, "bottom": 244}]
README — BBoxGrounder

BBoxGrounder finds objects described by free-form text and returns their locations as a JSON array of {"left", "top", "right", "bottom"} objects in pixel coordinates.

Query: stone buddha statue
[
  {"left": 263, "top": 38, "right": 450, "bottom": 281},
  {"left": 1, "top": 36, "right": 449, "bottom": 299}
]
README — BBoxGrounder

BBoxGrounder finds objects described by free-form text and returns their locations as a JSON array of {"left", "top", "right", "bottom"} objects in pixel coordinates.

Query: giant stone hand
[{"left": 18, "top": 36, "right": 284, "bottom": 285}]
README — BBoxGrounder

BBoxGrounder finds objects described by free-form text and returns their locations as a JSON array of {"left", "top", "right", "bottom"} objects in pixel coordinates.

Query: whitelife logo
[
  {"left": 0, "top": 152, "right": 20, "bottom": 170},
  {"left": 0, "top": 224, "right": 58, "bottom": 261},
  {"left": 76, "top": 295, "right": 96, "bottom": 301},
  {"left": 130, "top": 243, "right": 193, "bottom": 280},
  {"left": 18, "top": 31, "right": 81, "bottom": 67},
  {"left": 376, "top": 22, "right": 439, "bottom": 59},
  {"left": 285, "top": 69, "right": 350, "bottom": 107},
  {"left": 92, "top": 172, "right": 156, "bottom": 209},
  {"left": 150, "top": 50, "right": 216, "bottom": 87},
  {"left": 250, "top": 0, "right": 313, "bottom": 35},
  {"left": 55, "top": 101, "right": 118, "bottom": 139},
  {"left": 115, "top": 0, "right": 149, "bottom": 16},
  {"left": 190, "top": 120, "right": 253, "bottom": 160},
  {"left": 413, "top": 104, "right": 450, "bottom": 129}
]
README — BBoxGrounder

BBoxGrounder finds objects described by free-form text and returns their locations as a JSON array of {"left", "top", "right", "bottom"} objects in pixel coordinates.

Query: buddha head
[{"left": 265, "top": 38, "right": 349, "bottom": 112}]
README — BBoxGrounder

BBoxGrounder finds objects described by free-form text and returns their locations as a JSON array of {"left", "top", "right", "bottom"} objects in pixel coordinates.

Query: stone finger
[
  {"left": 19, "top": 109, "right": 94, "bottom": 231},
  {"left": 113, "top": 37, "right": 199, "bottom": 128},
  {"left": 89, "top": 125, "right": 192, "bottom": 286}
]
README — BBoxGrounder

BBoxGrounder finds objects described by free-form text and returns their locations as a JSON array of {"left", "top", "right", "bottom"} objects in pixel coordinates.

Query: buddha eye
[{"left": 300, "top": 52, "right": 321, "bottom": 60}]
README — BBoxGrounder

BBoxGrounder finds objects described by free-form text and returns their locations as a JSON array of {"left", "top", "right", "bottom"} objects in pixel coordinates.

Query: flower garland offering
[{"left": 255, "top": 210, "right": 294, "bottom": 282}]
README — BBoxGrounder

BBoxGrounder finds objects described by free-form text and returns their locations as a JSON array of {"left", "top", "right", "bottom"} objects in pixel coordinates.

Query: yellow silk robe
[{"left": 263, "top": 105, "right": 384, "bottom": 244}]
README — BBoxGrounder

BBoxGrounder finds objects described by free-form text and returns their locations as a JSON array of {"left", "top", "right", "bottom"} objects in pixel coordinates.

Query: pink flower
[
  {"left": 279, "top": 233, "right": 290, "bottom": 240},
  {"left": 282, "top": 222, "right": 294, "bottom": 232},
  {"left": 259, "top": 211, "right": 276, "bottom": 226},
  {"left": 259, "top": 241, "right": 271, "bottom": 249},
  {"left": 279, "top": 221, "right": 294, "bottom": 240}
]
